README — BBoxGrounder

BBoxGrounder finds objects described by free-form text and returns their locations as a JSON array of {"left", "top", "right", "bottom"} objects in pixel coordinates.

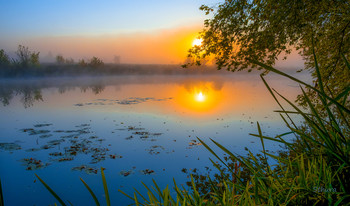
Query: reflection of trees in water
[
  {"left": 182, "top": 80, "right": 224, "bottom": 93},
  {"left": 21, "top": 89, "right": 43, "bottom": 108},
  {"left": 0, "top": 88, "right": 14, "bottom": 106},
  {"left": 0, "top": 75, "right": 231, "bottom": 107},
  {"left": 0, "top": 87, "right": 44, "bottom": 108},
  {"left": 0, "top": 83, "right": 106, "bottom": 107},
  {"left": 79, "top": 84, "right": 105, "bottom": 95},
  {"left": 58, "top": 86, "right": 75, "bottom": 94}
]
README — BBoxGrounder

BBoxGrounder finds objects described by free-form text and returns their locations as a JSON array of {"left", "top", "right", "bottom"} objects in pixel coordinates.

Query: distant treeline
[{"left": 0, "top": 45, "right": 222, "bottom": 77}]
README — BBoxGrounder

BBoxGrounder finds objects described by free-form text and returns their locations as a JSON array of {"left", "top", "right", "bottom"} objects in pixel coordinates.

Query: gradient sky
[
  {"left": 0, "top": 0, "right": 223, "bottom": 64},
  {"left": 0, "top": 0, "right": 303, "bottom": 66}
]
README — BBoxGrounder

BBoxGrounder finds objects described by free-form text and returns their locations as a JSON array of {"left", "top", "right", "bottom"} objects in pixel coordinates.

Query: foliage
[
  {"left": 56, "top": 55, "right": 65, "bottom": 64},
  {"left": 186, "top": 0, "right": 350, "bottom": 99},
  {"left": 13, "top": 45, "right": 40, "bottom": 68},
  {"left": 89, "top": 56, "right": 104, "bottom": 68},
  {"left": 0, "top": 49, "right": 10, "bottom": 67},
  {"left": 78, "top": 59, "right": 88, "bottom": 67},
  {"left": 56, "top": 55, "right": 75, "bottom": 64},
  {"left": 0, "top": 178, "right": 4, "bottom": 206},
  {"left": 65, "top": 58, "right": 74, "bottom": 64}
]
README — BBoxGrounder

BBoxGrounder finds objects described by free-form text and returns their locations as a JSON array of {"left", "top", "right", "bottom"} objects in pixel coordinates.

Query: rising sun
[{"left": 192, "top": 38, "right": 203, "bottom": 47}]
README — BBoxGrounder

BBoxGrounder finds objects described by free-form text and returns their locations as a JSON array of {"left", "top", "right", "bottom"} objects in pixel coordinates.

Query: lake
[{"left": 0, "top": 72, "right": 308, "bottom": 205}]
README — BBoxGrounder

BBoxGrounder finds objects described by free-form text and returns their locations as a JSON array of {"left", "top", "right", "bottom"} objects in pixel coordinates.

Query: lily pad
[
  {"left": 120, "top": 170, "right": 133, "bottom": 177},
  {"left": 141, "top": 169, "right": 155, "bottom": 175},
  {"left": 34, "top": 123, "right": 52, "bottom": 128},
  {"left": 0, "top": 143, "right": 21, "bottom": 151},
  {"left": 28, "top": 130, "right": 50, "bottom": 135},
  {"left": 72, "top": 165, "right": 98, "bottom": 175},
  {"left": 40, "top": 134, "right": 53, "bottom": 138},
  {"left": 20, "top": 158, "right": 48, "bottom": 170}
]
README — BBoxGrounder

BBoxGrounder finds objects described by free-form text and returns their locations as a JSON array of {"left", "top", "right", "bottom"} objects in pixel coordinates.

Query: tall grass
[
  {"left": 31, "top": 49, "right": 349, "bottom": 205},
  {"left": 35, "top": 168, "right": 110, "bottom": 206},
  {"left": 0, "top": 178, "right": 4, "bottom": 206}
]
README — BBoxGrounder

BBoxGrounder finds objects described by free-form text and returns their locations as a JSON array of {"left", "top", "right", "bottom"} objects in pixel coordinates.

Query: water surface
[{"left": 0, "top": 73, "right": 307, "bottom": 205}]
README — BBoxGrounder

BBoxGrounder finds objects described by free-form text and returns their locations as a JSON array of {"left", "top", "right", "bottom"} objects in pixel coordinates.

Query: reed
[
  {"left": 35, "top": 168, "right": 111, "bottom": 206},
  {"left": 0, "top": 178, "right": 4, "bottom": 206}
]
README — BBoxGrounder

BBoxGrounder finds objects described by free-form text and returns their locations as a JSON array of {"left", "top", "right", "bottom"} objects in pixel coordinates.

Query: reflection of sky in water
[{"left": 0, "top": 73, "right": 307, "bottom": 205}]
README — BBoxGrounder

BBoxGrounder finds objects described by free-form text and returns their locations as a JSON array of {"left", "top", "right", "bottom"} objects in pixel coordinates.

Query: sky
[
  {"left": 0, "top": 0, "right": 303, "bottom": 67},
  {"left": 0, "top": 0, "right": 221, "bottom": 64}
]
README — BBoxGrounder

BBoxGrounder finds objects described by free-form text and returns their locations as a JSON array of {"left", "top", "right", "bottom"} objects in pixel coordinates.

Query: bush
[
  {"left": 89, "top": 56, "right": 104, "bottom": 68},
  {"left": 13, "top": 45, "right": 40, "bottom": 68},
  {"left": 78, "top": 59, "right": 88, "bottom": 67},
  {"left": 56, "top": 55, "right": 65, "bottom": 64},
  {"left": 0, "top": 49, "right": 10, "bottom": 67}
]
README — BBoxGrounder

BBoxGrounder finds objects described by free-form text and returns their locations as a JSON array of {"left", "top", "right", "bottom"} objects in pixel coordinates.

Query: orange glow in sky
[{"left": 15, "top": 26, "right": 204, "bottom": 64}]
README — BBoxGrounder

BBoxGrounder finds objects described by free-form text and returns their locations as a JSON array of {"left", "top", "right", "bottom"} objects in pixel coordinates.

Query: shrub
[
  {"left": 56, "top": 55, "right": 65, "bottom": 64},
  {"left": 13, "top": 45, "right": 40, "bottom": 68},
  {"left": 89, "top": 56, "right": 104, "bottom": 68},
  {"left": 0, "top": 49, "right": 10, "bottom": 67},
  {"left": 78, "top": 59, "right": 88, "bottom": 67}
]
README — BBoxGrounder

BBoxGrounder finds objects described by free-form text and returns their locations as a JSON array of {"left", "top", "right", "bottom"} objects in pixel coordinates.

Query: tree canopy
[{"left": 188, "top": 0, "right": 350, "bottom": 94}]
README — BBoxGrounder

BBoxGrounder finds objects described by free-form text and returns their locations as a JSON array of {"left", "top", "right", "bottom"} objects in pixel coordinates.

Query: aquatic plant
[
  {"left": 35, "top": 168, "right": 111, "bottom": 206},
  {"left": 0, "top": 178, "right": 4, "bottom": 206}
]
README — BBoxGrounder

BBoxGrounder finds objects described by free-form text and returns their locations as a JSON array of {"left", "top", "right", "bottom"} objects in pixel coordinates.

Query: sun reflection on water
[
  {"left": 174, "top": 81, "right": 223, "bottom": 115},
  {"left": 195, "top": 91, "right": 205, "bottom": 102}
]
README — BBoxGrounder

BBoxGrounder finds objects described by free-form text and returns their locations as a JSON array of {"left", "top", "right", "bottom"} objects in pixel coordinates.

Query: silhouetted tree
[
  {"left": 56, "top": 55, "right": 65, "bottom": 64},
  {"left": 78, "top": 59, "right": 88, "bottom": 67},
  {"left": 89, "top": 56, "right": 104, "bottom": 68},
  {"left": 65, "top": 58, "right": 74, "bottom": 64},
  {"left": 188, "top": 0, "right": 349, "bottom": 97},
  {"left": 30, "top": 51, "right": 40, "bottom": 67},
  {"left": 14, "top": 45, "right": 40, "bottom": 68},
  {"left": 0, "top": 49, "right": 11, "bottom": 67}
]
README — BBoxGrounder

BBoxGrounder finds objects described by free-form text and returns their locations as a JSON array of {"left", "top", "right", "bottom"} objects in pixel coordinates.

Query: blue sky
[{"left": 0, "top": 0, "right": 219, "bottom": 37}]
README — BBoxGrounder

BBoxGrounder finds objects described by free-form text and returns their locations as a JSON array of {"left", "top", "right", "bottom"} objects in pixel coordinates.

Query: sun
[
  {"left": 192, "top": 38, "right": 203, "bottom": 47},
  {"left": 195, "top": 92, "right": 205, "bottom": 102}
]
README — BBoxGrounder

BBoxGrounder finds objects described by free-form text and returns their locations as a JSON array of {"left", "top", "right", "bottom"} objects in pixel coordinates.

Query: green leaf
[
  {"left": 35, "top": 174, "right": 67, "bottom": 206},
  {"left": 341, "top": 53, "right": 350, "bottom": 71},
  {"left": 312, "top": 38, "right": 325, "bottom": 94},
  {"left": 118, "top": 189, "right": 135, "bottom": 201},
  {"left": 80, "top": 178, "right": 100, "bottom": 206},
  {"left": 101, "top": 168, "right": 111, "bottom": 206},
  {"left": 251, "top": 59, "right": 350, "bottom": 114},
  {"left": 0, "top": 178, "right": 4, "bottom": 206}
]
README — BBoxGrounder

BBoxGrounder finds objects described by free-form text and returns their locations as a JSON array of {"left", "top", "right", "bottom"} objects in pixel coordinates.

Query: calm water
[{"left": 0, "top": 73, "right": 308, "bottom": 205}]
